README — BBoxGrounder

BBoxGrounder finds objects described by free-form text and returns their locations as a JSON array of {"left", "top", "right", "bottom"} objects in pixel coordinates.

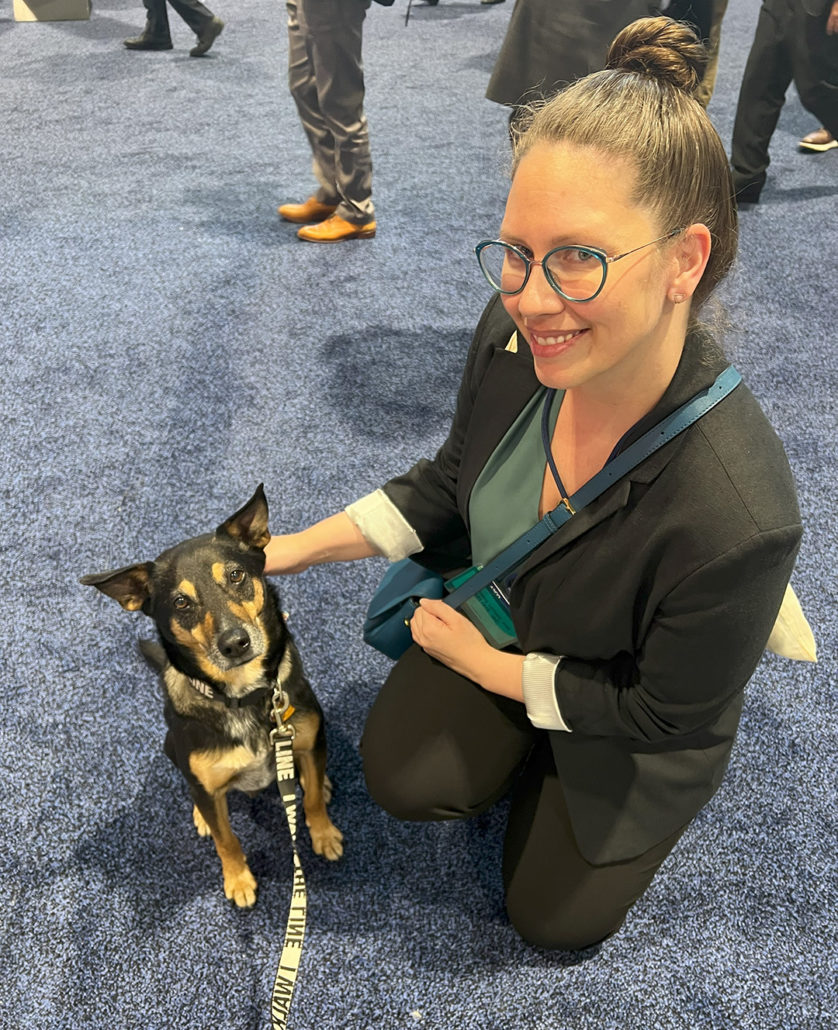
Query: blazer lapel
[
  {"left": 456, "top": 325, "right": 728, "bottom": 568},
  {"left": 500, "top": 330, "right": 726, "bottom": 570},
  {"left": 456, "top": 346, "right": 541, "bottom": 518}
]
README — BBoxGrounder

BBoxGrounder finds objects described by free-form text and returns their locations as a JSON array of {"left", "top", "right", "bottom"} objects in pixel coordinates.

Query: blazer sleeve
[
  {"left": 554, "top": 524, "right": 802, "bottom": 742},
  {"left": 380, "top": 295, "right": 513, "bottom": 552}
]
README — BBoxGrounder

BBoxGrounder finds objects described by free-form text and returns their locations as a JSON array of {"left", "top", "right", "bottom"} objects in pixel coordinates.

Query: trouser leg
[
  {"left": 361, "top": 647, "right": 688, "bottom": 950},
  {"left": 167, "top": 0, "right": 215, "bottom": 35},
  {"left": 502, "top": 737, "right": 688, "bottom": 951},
  {"left": 287, "top": 0, "right": 340, "bottom": 207},
  {"left": 793, "top": 3, "right": 838, "bottom": 137},
  {"left": 695, "top": 0, "right": 730, "bottom": 108},
  {"left": 141, "top": 0, "right": 173, "bottom": 40},
  {"left": 287, "top": 0, "right": 373, "bottom": 222},
  {"left": 730, "top": 0, "right": 794, "bottom": 196},
  {"left": 362, "top": 646, "right": 535, "bottom": 821}
]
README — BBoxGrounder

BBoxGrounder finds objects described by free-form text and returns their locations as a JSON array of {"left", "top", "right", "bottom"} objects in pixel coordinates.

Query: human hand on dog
[
  {"left": 409, "top": 598, "right": 525, "bottom": 702},
  {"left": 264, "top": 513, "right": 380, "bottom": 576}
]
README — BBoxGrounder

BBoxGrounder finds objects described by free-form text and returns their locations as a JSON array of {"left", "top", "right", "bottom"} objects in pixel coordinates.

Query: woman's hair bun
[{"left": 605, "top": 16, "right": 707, "bottom": 96}]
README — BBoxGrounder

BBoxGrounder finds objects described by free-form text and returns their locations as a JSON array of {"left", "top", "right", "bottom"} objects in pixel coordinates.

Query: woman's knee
[
  {"left": 361, "top": 731, "right": 501, "bottom": 821},
  {"left": 504, "top": 890, "right": 624, "bottom": 952}
]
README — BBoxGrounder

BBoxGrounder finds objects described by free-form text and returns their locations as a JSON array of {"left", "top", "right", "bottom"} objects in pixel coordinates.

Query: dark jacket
[
  {"left": 383, "top": 295, "right": 802, "bottom": 863},
  {"left": 486, "top": 0, "right": 654, "bottom": 109}
]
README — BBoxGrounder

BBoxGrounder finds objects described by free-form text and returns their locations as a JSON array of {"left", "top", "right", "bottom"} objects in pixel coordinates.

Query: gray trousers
[
  {"left": 287, "top": 0, "right": 374, "bottom": 224},
  {"left": 142, "top": 0, "right": 214, "bottom": 39}
]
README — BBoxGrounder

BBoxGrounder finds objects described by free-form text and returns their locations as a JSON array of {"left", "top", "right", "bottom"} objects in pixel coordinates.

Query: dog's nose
[{"left": 217, "top": 627, "right": 251, "bottom": 659}]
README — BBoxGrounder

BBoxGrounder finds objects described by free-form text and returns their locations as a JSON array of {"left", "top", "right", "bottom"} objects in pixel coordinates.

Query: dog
[{"left": 80, "top": 484, "right": 343, "bottom": 907}]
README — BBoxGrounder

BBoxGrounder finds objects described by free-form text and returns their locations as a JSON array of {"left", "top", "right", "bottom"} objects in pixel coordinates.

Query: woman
[{"left": 265, "top": 18, "right": 802, "bottom": 950}]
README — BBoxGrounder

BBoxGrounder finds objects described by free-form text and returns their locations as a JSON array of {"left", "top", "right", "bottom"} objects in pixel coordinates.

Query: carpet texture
[{"left": 1, "top": 0, "right": 835, "bottom": 1027}]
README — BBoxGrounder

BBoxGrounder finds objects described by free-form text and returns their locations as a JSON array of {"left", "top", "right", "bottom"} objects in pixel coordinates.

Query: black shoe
[
  {"left": 734, "top": 183, "right": 762, "bottom": 206},
  {"left": 190, "top": 16, "right": 224, "bottom": 56},
  {"left": 124, "top": 32, "right": 173, "bottom": 50}
]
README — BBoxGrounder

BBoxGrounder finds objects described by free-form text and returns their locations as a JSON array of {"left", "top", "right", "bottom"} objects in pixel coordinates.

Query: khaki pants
[{"left": 286, "top": 0, "right": 374, "bottom": 224}]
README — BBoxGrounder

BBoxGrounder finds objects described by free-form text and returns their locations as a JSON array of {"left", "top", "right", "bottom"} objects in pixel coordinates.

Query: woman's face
[{"left": 499, "top": 142, "right": 687, "bottom": 395}]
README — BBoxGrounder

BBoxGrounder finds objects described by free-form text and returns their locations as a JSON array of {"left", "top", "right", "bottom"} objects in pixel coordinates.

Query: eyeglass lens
[{"left": 479, "top": 243, "right": 606, "bottom": 301}]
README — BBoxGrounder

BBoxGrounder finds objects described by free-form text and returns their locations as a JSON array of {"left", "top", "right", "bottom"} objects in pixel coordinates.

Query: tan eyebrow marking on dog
[
  {"left": 170, "top": 612, "right": 215, "bottom": 652},
  {"left": 211, "top": 563, "right": 226, "bottom": 586},
  {"left": 228, "top": 578, "right": 264, "bottom": 622},
  {"left": 176, "top": 580, "right": 199, "bottom": 601}
]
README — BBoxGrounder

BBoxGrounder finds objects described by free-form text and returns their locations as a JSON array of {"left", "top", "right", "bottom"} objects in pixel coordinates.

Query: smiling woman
[{"left": 263, "top": 17, "right": 803, "bottom": 952}]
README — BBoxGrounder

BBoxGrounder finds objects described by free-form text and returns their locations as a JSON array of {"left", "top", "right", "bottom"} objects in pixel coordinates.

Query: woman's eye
[
  {"left": 559, "top": 248, "right": 597, "bottom": 265},
  {"left": 229, "top": 568, "right": 246, "bottom": 584}
]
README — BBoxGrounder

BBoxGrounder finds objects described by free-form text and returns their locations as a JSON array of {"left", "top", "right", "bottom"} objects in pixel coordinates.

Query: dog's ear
[
  {"left": 79, "top": 563, "right": 154, "bottom": 612},
  {"left": 217, "top": 483, "right": 271, "bottom": 550}
]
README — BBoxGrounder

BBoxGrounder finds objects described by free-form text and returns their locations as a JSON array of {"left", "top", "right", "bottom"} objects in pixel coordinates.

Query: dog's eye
[
  {"left": 229, "top": 567, "right": 246, "bottom": 585},
  {"left": 173, "top": 595, "right": 191, "bottom": 611}
]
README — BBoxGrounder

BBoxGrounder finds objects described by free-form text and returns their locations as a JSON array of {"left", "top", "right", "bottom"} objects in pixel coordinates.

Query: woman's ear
[{"left": 667, "top": 223, "right": 712, "bottom": 304}]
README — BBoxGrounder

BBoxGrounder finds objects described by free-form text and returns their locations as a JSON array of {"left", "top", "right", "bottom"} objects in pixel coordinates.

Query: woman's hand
[
  {"left": 263, "top": 532, "right": 314, "bottom": 575},
  {"left": 409, "top": 598, "right": 491, "bottom": 678},
  {"left": 409, "top": 598, "right": 526, "bottom": 702}
]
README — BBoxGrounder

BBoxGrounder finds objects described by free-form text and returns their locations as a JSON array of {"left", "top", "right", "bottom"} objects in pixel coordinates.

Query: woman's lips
[{"left": 527, "top": 327, "right": 587, "bottom": 357}]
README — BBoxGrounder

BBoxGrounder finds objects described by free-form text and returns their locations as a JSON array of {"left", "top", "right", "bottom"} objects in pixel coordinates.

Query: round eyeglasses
[{"left": 475, "top": 229, "right": 683, "bottom": 303}]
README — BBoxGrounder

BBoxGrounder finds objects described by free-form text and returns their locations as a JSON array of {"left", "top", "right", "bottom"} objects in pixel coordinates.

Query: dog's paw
[
  {"left": 310, "top": 821, "right": 344, "bottom": 862},
  {"left": 224, "top": 866, "right": 258, "bottom": 908},
  {"left": 192, "top": 806, "right": 212, "bottom": 838}
]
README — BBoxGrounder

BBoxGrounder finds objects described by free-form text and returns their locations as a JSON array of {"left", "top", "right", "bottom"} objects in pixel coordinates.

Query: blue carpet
[{"left": 1, "top": 0, "right": 836, "bottom": 1027}]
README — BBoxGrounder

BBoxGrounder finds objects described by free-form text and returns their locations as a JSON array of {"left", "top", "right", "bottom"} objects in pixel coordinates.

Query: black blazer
[{"left": 383, "top": 296, "right": 802, "bottom": 863}]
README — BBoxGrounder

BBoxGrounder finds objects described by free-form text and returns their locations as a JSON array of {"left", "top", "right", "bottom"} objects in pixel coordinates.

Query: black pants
[
  {"left": 731, "top": 0, "right": 838, "bottom": 196},
  {"left": 361, "top": 646, "right": 686, "bottom": 951},
  {"left": 143, "top": 0, "right": 214, "bottom": 39}
]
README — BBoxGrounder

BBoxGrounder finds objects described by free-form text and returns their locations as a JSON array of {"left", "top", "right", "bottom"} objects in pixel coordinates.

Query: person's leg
[
  {"left": 793, "top": 2, "right": 838, "bottom": 139},
  {"left": 731, "top": 0, "right": 795, "bottom": 200},
  {"left": 362, "top": 645, "right": 536, "bottom": 821},
  {"left": 695, "top": 0, "right": 730, "bottom": 108},
  {"left": 125, "top": 0, "right": 173, "bottom": 46},
  {"left": 297, "top": 0, "right": 374, "bottom": 225},
  {"left": 286, "top": 0, "right": 342, "bottom": 208},
  {"left": 502, "top": 738, "right": 688, "bottom": 950},
  {"left": 166, "top": 0, "right": 215, "bottom": 35}
]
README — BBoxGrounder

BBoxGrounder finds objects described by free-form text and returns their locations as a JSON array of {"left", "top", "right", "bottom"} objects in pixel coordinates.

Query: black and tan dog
[{"left": 80, "top": 485, "right": 343, "bottom": 907}]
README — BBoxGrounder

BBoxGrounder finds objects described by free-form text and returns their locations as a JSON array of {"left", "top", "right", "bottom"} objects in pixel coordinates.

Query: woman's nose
[{"left": 517, "top": 261, "right": 567, "bottom": 314}]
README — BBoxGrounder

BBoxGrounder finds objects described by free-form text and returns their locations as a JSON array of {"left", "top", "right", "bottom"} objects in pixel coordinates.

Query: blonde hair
[{"left": 511, "top": 17, "right": 737, "bottom": 316}]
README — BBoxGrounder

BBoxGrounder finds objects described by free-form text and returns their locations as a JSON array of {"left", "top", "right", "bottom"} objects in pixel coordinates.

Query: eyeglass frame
[{"left": 474, "top": 228, "right": 685, "bottom": 303}]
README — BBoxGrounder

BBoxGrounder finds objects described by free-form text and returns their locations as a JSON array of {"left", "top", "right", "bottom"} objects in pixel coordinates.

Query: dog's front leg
[{"left": 189, "top": 780, "right": 257, "bottom": 908}]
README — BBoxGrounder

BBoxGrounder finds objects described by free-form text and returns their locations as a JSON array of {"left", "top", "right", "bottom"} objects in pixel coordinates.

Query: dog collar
[{"left": 188, "top": 677, "right": 273, "bottom": 710}]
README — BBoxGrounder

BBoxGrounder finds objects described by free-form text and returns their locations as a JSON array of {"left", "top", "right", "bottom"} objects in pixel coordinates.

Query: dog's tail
[{"left": 138, "top": 638, "right": 167, "bottom": 673}]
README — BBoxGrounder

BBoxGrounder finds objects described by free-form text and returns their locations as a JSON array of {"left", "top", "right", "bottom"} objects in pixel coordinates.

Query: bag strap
[{"left": 445, "top": 365, "right": 742, "bottom": 609}]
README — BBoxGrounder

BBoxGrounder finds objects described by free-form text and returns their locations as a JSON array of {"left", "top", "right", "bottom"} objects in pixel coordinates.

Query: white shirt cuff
[
  {"left": 522, "top": 653, "right": 570, "bottom": 731},
  {"left": 345, "top": 489, "right": 423, "bottom": 563}
]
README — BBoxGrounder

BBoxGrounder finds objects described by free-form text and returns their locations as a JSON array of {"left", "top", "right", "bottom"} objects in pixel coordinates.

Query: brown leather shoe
[
  {"left": 799, "top": 128, "right": 837, "bottom": 152},
  {"left": 277, "top": 197, "right": 339, "bottom": 224},
  {"left": 297, "top": 214, "right": 376, "bottom": 243}
]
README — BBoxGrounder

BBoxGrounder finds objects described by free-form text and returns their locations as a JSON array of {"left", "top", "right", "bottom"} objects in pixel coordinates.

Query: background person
[
  {"left": 485, "top": 0, "right": 654, "bottom": 129},
  {"left": 730, "top": 0, "right": 838, "bottom": 203},
  {"left": 278, "top": 0, "right": 383, "bottom": 243},
  {"left": 124, "top": 0, "right": 224, "bottom": 55},
  {"left": 265, "top": 18, "right": 801, "bottom": 949}
]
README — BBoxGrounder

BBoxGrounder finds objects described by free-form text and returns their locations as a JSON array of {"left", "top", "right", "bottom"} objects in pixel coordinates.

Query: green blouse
[{"left": 468, "top": 387, "right": 563, "bottom": 568}]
